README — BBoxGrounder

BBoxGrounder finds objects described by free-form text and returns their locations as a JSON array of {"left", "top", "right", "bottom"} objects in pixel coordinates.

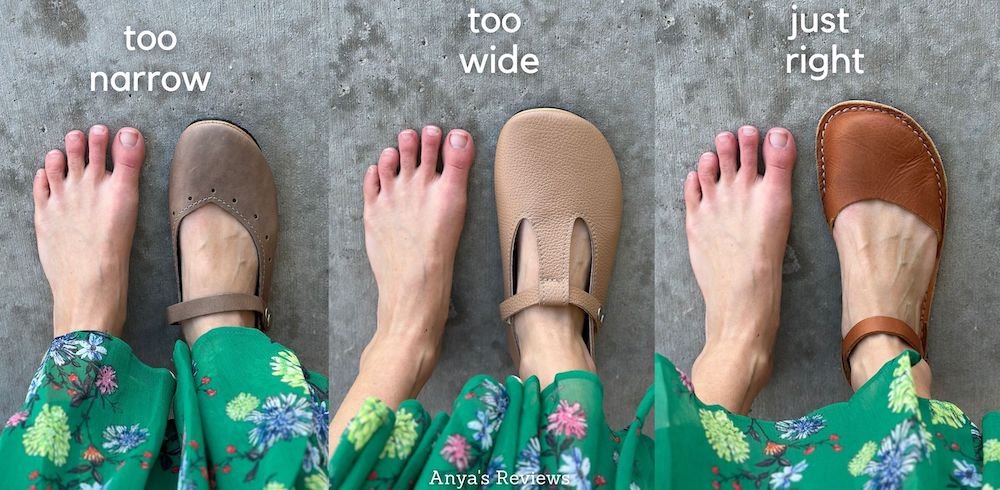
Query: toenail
[
  {"left": 120, "top": 130, "right": 138, "bottom": 148},
  {"left": 426, "top": 126, "right": 440, "bottom": 135},
  {"left": 47, "top": 149, "right": 62, "bottom": 158},
  {"left": 69, "top": 132, "right": 83, "bottom": 141},
  {"left": 449, "top": 132, "right": 468, "bottom": 149},
  {"left": 700, "top": 152, "right": 715, "bottom": 160},
  {"left": 92, "top": 125, "right": 107, "bottom": 135},
  {"left": 768, "top": 131, "right": 788, "bottom": 148},
  {"left": 741, "top": 126, "right": 756, "bottom": 136},
  {"left": 402, "top": 130, "right": 416, "bottom": 140}
]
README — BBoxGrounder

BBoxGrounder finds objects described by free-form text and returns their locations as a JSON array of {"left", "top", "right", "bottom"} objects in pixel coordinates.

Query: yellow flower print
[
  {"left": 346, "top": 397, "right": 390, "bottom": 450},
  {"left": 929, "top": 400, "right": 966, "bottom": 429},
  {"left": 270, "top": 350, "right": 309, "bottom": 394},
  {"left": 381, "top": 408, "right": 419, "bottom": 460},
  {"left": 22, "top": 404, "right": 71, "bottom": 466},
  {"left": 698, "top": 409, "right": 749, "bottom": 463},
  {"left": 226, "top": 393, "right": 261, "bottom": 421}
]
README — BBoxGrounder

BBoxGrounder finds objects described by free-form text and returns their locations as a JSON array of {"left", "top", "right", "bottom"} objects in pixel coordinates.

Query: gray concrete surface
[
  {"left": 0, "top": 0, "right": 329, "bottom": 417},
  {"left": 657, "top": 0, "right": 1000, "bottom": 423},
  {"left": 330, "top": 2, "right": 656, "bottom": 428}
]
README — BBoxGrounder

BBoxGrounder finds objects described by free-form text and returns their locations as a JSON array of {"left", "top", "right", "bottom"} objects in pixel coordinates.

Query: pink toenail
[
  {"left": 120, "top": 130, "right": 138, "bottom": 148},
  {"left": 449, "top": 132, "right": 468, "bottom": 149},
  {"left": 769, "top": 131, "right": 788, "bottom": 148},
  {"left": 426, "top": 126, "right": 440, "bottom": 135},
  {"left": 741, "top": 126, "right": 756, "bottom": 136},
  {"left": 92, "top": 125, "right": 107, "bottom": 135}
]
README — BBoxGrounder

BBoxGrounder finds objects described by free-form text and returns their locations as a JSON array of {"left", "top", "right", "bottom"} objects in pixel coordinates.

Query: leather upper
[
  {"left": 817, "top": 101, "right": 947, "bottom": 381},
  {"left": 167, "top": 120, "right": 279, "bottom": 328},
  {"left": 495, "top": 108, "right": 623, "bottom": 360}
]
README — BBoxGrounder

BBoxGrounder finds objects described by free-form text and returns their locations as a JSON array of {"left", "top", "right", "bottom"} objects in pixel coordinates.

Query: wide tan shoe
[{"left": 495, "top": 108, "right": 623, "bottom": 365}]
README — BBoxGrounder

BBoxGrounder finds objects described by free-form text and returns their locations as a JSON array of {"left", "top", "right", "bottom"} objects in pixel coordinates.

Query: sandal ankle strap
[
  {"left": 841, "top": 316, "right": 923, "bottom": 382},
  {"left": 499, "top": 286, "right": 605, "bottom": 329},
  {"left": 167, "top": 293, "right": 269, "bottom": 330}
]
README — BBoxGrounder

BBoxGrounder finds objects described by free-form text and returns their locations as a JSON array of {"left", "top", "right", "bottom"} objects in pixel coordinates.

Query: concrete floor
[
  {"left": 329, "top": 2, "right": 656, "bottom": 428},
  {"left": 0, "top": 1, "right": 330, "bottom": 416},
  {"left": 3, "top": 0, "right": 993, "bottom": 436},
  {"left": 656, "top": 0, "right": 1000, "bottom": 423}
]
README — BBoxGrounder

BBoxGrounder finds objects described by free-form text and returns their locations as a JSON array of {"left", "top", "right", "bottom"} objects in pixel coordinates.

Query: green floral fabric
[
  {"left": 656, "top": 351, "right": 1000, "bottom": 489},
  {"left": 0, "top": 328, "right": 329, "bottom": 489},
  {"left": 329, "top": 371, "right": 654, "bottom": 489}
]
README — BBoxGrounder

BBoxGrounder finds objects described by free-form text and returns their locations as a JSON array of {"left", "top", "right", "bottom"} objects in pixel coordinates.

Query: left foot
[
  {"left": 33, "top": 126, "right": 146, "bottom": 337},
  {"left": 685, "top": 127, "right": 796, "bottom": 413}
]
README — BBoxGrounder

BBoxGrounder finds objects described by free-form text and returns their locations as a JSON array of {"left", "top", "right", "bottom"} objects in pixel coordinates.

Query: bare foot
[
  {"left": 834, "top": 200, "right": 936, "bottom": 395},
  {"left": 360, "top": 126, "right": 475, "bottom": 396},
  {"left": 512, "top": 219, "right": 596, "bottom": 388},
  {"left": 178, "top": 204, "right": 258, "bottom": 344},
  {"left": 329, "top": 126, "right": 475, "bottom": 454},
  {"left": 33, "top": 126, "right": 146, "bottom": 338},
  {"left": 684, "top": 127, "right": 796, "bottom": 414}
]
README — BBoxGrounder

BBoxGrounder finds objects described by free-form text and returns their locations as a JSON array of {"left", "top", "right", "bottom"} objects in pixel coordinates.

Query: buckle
[
  {"left": 597, "top": 306, "right": 605, "bottom": 323},
  {"left": 260, "top": 307, "right": 272, "bottom": 331}
]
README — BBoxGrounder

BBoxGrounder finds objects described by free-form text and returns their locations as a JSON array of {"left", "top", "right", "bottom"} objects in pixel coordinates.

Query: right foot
[
  {"left": 361, "top": 126, "right": 475, "bottom": 396},
  {"left": 684, "top": 127, "right": 797, "bottom": 414},
  {"left": 834, "top": 200, "right": 936, "bottom": 394},
  {"left": 33, "top": 126, "right": 145, "bottom": 338},
  {"left": 178, "top": 204, "right": 259, "bottom": 344},
  {"left": 512, "top": 219, "right": 596, "bottom": 387}
]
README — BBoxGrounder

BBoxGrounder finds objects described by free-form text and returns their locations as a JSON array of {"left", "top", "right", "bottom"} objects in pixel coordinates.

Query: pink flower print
[
  {"left": 547, "top": 400, "right": 588, "bottom": 439},
  {"left": 440, "top": 434, "right": 472, "bottom": 471},
  {"left": 676, "top": 366, "right": 694, "bottom": 393},
  {"left": 96, "top": 366, "right": 118, "bottom": 395},
  {"left": 5, "top": 410, "right": 28, "bottom": 427}
]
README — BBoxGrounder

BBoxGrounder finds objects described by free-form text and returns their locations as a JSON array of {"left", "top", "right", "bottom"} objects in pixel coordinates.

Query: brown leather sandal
[
  {"left": 166, "top": 120, "right": 278, "bottom": 330},
  {"left": 495, "top": 108, "right": 623, "bottom": 364},
  {"left": 816, "top": 100, "right": 947, "bottom": 381}
]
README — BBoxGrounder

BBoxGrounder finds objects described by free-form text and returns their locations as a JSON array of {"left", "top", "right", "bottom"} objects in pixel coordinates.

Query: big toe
[
  {"left": 440, "top": 130, "right": 475, "bottom": 188},
  {"left": 762, "top": 128, "right": 796, "bottom": 186},
  {"left": 110, "top": 128, "right": 145, "bottom": 185}
]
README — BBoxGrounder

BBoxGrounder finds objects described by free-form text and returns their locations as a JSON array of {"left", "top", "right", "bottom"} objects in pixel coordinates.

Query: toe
[
  {"left": 737, "top": 126, "right": 760, "bottom": 181},
  {"left": 377, "top": 147, "right": 400, "bottom": 189},
  {"left": 110, "top": 128, "right": 146, "bottom": 185},
  {"left": 715, "top": 132, "right": 738, "bottom": 180},
  {"left": 86, "top": 125, "right": 110, "bottom": 179},
  {"left": 440, "top": 129, "right": 475, "bottom": 188},
  {"left": 696, "top": 152, "right": 720, "bottom": 194},
  {"left": 419, "top": 125, "right": 442, "bottom": 176},
  {"left": 64, "top": 130, "right": 87, "bottom": 177},
  {"left": 762, "top": 128, "right": 797, "bottom": 186},
  {"left": 43, "top": 149, "right": 66, "bottom": 192},
  {"left": 363, "top": 165, "right": 380, "bottom": 203},
  {"left": 397, "top": 129, "right": 419, "bottom": 175},
  {"left": 684, "top": 170, "right": 702, "bottom": 209},
  {"left": 33, "top": 168, "right": 50, "bottom": 207}
]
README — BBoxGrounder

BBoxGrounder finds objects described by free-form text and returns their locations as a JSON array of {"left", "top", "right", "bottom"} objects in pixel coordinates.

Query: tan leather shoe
[
  {"left": 166, "top": 120, "right": 278, "bottom": 330},
  {"left": 816, "top": 100, "right": 947, "bottom": 381},
  {"left": 495, "top": 108, "right": 623, "bottom": 364}
]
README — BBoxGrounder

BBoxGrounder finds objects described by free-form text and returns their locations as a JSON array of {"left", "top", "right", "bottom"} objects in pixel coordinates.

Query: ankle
[
  {"left": 692, "top": 341, "right": 773, "bottom": 414},
  {"left": 848, "top": 334, "right": 931, "bottom": 395},
  {"left": 182, "top": 311, "right": 256, "bottom": 344},
  {"left": 359, "top": 337, "right": 432, "bottom": 399},
  {"left": 518, "top": 335, "right": 595, "bottom": 384}
]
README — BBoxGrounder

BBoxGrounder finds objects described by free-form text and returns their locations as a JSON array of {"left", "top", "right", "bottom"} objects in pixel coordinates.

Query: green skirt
[
  {"left": 0, "top": 328, "right": 329, "bottom": 489},
  {"left": 328, "top": 371, "right": 655, "bottom": 489},
  {"left": 656, "top": 351, "right": 1000, "bottom": 489}
]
